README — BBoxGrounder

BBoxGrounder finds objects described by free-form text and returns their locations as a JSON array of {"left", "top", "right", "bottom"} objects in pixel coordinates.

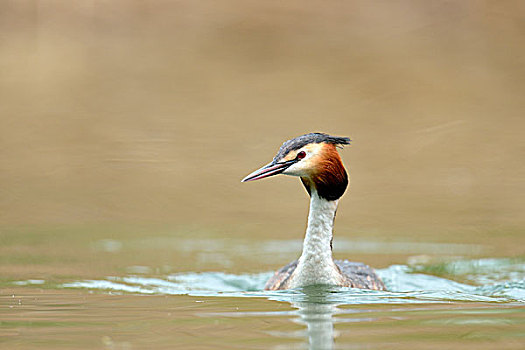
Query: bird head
[{"left": 242, "top": 133, "right": 350, "bottom": 201}]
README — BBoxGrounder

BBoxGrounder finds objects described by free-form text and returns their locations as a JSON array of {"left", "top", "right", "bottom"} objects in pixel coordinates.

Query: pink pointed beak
[{"left": 241, "top": 160, "right": 295, "bottom": 182}]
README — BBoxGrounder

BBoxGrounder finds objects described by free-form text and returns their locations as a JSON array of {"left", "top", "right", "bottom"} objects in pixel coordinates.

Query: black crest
[{"left": 273, "top": 133, "right": 351, "bottom": 162}]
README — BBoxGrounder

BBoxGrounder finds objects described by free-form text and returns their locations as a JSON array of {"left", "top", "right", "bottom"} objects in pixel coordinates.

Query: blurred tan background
[{"left": 1, "top": 1, "right": 524, "bottom": 253}]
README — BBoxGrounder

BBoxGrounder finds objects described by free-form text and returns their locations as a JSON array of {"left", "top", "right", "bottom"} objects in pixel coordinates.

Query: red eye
[{"left": 296, "top": 151, "right": 306, "bottom": 160}]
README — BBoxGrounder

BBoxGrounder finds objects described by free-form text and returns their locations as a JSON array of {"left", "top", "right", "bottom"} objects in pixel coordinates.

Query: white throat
[{"left": 289, "top": 190, "right": 343, "bottom": 288}]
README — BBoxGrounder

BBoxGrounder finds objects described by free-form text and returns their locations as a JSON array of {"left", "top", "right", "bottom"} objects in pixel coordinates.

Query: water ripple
[{"left": 54, "top": 258, "right": 525, "bottom": 304}]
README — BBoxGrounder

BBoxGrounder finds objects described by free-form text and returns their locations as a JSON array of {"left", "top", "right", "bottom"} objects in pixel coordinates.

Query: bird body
[{"left": 242, "top": 133, "right": 386, "bottom": 291}]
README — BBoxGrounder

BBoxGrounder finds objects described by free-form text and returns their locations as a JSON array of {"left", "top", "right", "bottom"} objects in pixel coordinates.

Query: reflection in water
[{"left": 291, "top": 287, "right": 339, "bottom": 350}]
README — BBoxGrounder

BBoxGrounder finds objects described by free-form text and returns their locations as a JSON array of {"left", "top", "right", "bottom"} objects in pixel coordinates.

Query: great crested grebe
[{"left": 242, "top": 133, "right": 386, "bottom": 291}]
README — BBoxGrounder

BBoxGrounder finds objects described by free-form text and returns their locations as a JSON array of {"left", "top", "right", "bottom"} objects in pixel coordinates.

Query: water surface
[{"left": 2, "top": 232, "right": 524, "bottom": 349}]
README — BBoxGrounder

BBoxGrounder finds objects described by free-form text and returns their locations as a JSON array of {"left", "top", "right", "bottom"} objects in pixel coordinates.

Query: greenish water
[
  {"left": 3, "top": 245, "right": 524, "bottom": 349},
  {"left": 55, "top": 258, "right": 525, "bottom": 303},
  {"left": 2, "top": 227, "right": 524, "bottom": 349}
]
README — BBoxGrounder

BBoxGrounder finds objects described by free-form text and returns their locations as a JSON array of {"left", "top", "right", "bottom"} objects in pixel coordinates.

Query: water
[
  {"left": 2, "top": 229, "right": 525, "bottom": 349},
  {"left": 3, "top": 255, "right": 524, "bottom": 349},
  {"left": 57, "top": 259, "right": 525, "bottom": 303}
]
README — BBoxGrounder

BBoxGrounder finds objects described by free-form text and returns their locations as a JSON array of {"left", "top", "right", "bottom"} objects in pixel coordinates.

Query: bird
[{"left": 242, "top": 132, "right": 386, "bottom": 291}]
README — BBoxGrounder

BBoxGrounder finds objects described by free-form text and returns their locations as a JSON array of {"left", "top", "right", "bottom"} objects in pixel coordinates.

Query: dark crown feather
[{"left": 273, "top": 133, "right": 351, "bottom": 162}]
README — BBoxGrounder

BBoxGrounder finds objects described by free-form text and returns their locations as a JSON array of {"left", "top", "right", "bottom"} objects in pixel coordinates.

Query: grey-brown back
[{"left": 264, "top": 260, "right": 386, "bottom": 291}]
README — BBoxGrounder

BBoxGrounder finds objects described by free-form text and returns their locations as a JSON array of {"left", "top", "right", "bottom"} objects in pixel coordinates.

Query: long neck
[
  {"left": 289, "top": 190, "right": 343, "bottom": 288},
  {"left": 302, "top": 191, "right": 338, "bottom": 261}
]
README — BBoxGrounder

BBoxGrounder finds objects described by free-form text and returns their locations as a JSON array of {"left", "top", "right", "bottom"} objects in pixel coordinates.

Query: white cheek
[{"left": 283, "top": 161, "right": 308, "bottom": 176}]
